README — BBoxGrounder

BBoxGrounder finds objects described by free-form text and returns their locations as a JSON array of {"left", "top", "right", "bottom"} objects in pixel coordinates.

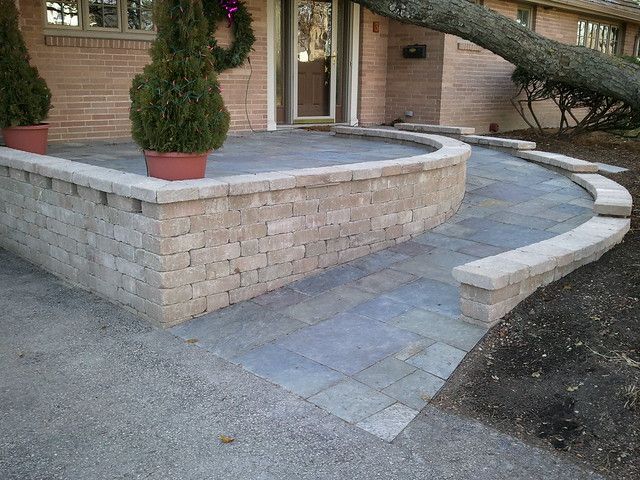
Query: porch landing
[{"left": 47, "top": 130, "right": 429, "bottom": 177}]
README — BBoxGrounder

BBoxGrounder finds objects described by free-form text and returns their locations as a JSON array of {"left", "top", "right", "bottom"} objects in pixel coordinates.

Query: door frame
[
  {"left": 267, "top": 0, "right": 359, "bottom": 129},
  {"left": 291, "top": 0, "right": 338, "bottom": 123}
]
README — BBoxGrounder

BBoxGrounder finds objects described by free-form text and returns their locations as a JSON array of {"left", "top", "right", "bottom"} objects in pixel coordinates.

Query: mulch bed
[{"left": 434, "top": 130, "right": 640, "bottom": 479}]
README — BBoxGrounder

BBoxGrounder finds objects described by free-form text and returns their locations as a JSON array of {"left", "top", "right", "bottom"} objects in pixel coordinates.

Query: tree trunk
[{"left": 352, "top": 0, "right": 640, "bottom": 110}]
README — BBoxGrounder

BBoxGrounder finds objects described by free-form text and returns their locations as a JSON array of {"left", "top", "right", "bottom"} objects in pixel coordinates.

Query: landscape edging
[{"left": 451, "top": 139, "right": 632, "bottom": 329}]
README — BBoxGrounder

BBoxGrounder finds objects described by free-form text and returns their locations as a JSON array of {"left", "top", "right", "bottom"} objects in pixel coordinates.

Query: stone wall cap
[
  {"left": 395, "top": 123, "right": 476, "bottom": 135},
  {"left": 515, "top": 150, "right": 598, "bottom": 173},
  {"left": 0, "top": 127, "right": 469, "bottom": 204},
  {"left": 461, "top": 135, "right": 537, "bottom": 150}
]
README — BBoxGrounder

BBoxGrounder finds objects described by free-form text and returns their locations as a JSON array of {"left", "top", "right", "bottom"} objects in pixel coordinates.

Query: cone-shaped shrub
[
  {"left": 130, "top": 0, "right": 230, "bottom": 153},
  {"left": 0, "top": 0, "right": 52, "bottom": 128}
]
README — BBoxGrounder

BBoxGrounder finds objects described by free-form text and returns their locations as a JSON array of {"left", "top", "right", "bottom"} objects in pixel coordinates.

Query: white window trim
[
  {"left": 516, "top": 5, "right": 535, "bottom": 30},
  {"left": 43, "top": 0, "right": 155, "bottom": 39},
  {"left": 576, "top": 18, "right": 622, "bottom": 55}
]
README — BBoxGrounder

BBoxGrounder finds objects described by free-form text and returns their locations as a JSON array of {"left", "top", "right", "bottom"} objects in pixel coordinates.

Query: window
[
  {"left": 127, "top": 0, "right": 154, "bottom": 31},
  {"left": 46, "top": 1, "right": 80, "bottom": 26},
  {"left": 45, "top": 0, "right": 153, "bottom": 34},
  {"left": 634, "top": 35, "right": 640, "bottom": 57},
  {"left": 516, "top": 7, "right": 533, "bottom": 29},
  {"left": 577, "top": 19, "right": 620, "bottom": 54}
]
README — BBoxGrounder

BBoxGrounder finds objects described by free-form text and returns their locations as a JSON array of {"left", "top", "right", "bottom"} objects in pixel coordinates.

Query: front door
[{"left": 294, "top": 0, "right": 337, "bottom": 121}]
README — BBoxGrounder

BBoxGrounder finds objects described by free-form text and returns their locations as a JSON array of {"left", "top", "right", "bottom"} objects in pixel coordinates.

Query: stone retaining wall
[
  {"left": 454, "top": 216, "right": 630, "bottom": 327},
  {"left": 0, "top": 129, "right": 470, "bottom": 327},
  {"left": 452, "top": 149, "right": 632, "bottom": 328}
]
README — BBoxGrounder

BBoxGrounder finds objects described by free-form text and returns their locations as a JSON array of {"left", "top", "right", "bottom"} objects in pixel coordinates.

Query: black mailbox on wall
[{"left": 402, "top": 44, "right": 427, "bottom": 59}]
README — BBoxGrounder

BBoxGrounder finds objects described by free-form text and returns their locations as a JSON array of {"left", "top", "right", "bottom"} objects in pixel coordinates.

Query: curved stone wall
[{"left": 0, "top": 128, "right": 470, "bottom": 326}]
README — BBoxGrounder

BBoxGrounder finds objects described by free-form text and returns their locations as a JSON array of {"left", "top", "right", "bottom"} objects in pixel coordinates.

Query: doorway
[{"left": 275, "top": 0, "right": 359, "bottom": 125}]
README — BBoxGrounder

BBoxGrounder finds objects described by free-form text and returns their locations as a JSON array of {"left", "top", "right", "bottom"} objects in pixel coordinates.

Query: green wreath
[{"left": 204, "top": 0, "right": 256, "bottom": 73}]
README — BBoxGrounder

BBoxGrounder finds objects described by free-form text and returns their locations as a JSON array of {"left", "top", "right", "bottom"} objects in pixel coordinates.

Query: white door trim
[
  {"left": 348, "top": 3, "right": 360, "bottom": 126},
  {"left": 266, "top": 0, "right": 277, "bottom": 131},
  {"left": 293, "top": 0, "right": 339, "bottom": 121}
]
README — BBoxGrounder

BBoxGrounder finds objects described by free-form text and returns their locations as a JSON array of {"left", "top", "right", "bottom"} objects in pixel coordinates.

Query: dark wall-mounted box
[{"left": 402, "top": 44, "right": 427, "bottom": 59}]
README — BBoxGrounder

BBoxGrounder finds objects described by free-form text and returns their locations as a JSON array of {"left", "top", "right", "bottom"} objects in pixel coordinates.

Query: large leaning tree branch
[{"left": 352, "top": 0, "right": 640, "bottom": 111}]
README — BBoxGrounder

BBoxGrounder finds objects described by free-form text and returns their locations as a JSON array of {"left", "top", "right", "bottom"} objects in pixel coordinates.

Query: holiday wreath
[{"left": 204, "top": 0, "right": 256, "bottom": 73}]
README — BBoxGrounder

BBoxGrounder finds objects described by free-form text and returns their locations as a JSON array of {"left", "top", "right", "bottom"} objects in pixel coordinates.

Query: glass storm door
[{"left": 294, "top": 0, "right": 338, "bottom": 120}]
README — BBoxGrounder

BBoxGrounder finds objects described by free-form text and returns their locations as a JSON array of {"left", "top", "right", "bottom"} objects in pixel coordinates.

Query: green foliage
[
  {"left": 619, "top": 54, "right": 640, "bottom": 66},
  {"left": 511, "top": 66, "right": 640, "bottom": 135},
  {"left": 130, "top": 0, "right": 230, "bottom": 153},
  {"left": 0, "top": 0, "right": 52, "bottom": 128},
  {"left": 204, "top": 0, "right": 255, "bottom": 73}
]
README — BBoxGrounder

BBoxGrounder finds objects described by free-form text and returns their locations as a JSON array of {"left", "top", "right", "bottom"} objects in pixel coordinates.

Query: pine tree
[
  {"left": 130, "top": 0, "right": 230, "bottom": 153},
  {"left": 0, "top": 0, "right": 52, "bottom": 128}
]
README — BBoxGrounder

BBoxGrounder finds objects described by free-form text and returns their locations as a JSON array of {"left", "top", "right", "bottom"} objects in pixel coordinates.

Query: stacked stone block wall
[
  {"left": 0, "top": 130, "right": 469, "bottom": 327},
  {"left": 452, "top": 147, "right": 632, "bottom": 328}
]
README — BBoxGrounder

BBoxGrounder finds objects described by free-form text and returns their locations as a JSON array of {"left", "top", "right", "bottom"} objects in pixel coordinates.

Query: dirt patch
[{"left": 435, "top": 130, "right": 640, "bottom": 479}]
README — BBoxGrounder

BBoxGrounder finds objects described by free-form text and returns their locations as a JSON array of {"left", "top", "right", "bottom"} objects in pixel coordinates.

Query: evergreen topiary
[
  {"left": 0, "top": 0, "right": 52, "bottom": 128},
  {"left": 130, "top": 0, "right": 230, "bottom": 153}
]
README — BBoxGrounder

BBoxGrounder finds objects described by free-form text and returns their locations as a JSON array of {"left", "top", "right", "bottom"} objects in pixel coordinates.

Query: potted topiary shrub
[
  {"left": 0, "top": 0, "right": 52, "bottom": 155},
  {"left": 130, "top": 0, "right": 230, "bottom": 180}
]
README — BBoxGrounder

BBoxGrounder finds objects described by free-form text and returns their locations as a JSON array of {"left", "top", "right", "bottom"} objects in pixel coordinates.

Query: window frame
[
  {"left": 43, "top": 0, "right": 155, "bottom": 40},
  {"left": 576, "top": 18, "right": 621, "bottom": 55},
  {"left": 516, "top": 5, "right": 534, "bottom": 30}
]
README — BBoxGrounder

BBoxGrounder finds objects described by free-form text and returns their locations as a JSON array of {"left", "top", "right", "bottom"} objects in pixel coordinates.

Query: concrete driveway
[{"left": 0, "top": 249, "right": 600, "bottom": 479}]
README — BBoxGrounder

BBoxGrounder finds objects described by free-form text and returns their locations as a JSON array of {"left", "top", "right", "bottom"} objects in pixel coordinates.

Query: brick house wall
[
  {"left": 623, "top": 22, "right": 640, "bottom": 53},
  {"left": 357, "top": 10, "right": 389, "bottom": 125},
  {"left": 384, "top": 0, "right": 640, "bottom": 133},
  {"left": 384, "top": 23, "right": 445, "bottom": 125},
  {"left": 10, "top": 1, "right": 640, "bottom": 142},
  {"left": 17, "top": 0, "right": 267, "bottom": 142}
]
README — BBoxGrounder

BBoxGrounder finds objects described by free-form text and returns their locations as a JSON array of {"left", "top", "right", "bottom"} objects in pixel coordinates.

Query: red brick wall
[
  {"left": 358, "top": 9, "right": 389, "bottom": 125},
  {"left": 383, "top": 0, "right": 640, "bottom": 133},
  {"left": 17, "top": 0, "right": 266, "bottom": 142},
  {"left": 623, "top": 23, "right": 639, "bottom": 55},
  {"left": 384, "top": 22, "right": 445, "bottom": 125}
]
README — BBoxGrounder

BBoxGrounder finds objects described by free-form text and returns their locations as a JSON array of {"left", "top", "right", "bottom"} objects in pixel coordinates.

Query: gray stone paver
[
  {"left": 382, "top": 370, "right": 446, "bottom": 410},
  {"left": 308, "top": 379, "right": 396, "bottom": 423},
  {"left": 252, "top": 287, "right": 310, "bottom": 309},
  {"left": 356, "top": 403, "right": 419, "bottom": 442},
  {"left": 235, "top": 344, "right": 345, "bottom": 398},
  {"left": 350, "top": 269, "right": 417, "bottom": 294},
  {"left": 49, "top": 130, "right": 429, "bottom": 178},
  {"left": 282, "top": 285, "right": 373, "bottom": 325},
  {"left": 354, "top": 357, "right": 417, "bottom": 390},
  {"left": 169, "top": 145, "right": 594, "bottom": 441},
  {"left": 289, "top": 264, "right": 367, "bottom": 295},
  {"left": 349, "top": 296, "right": 414, "bottom": 321},
  {"left": 384, "top": 278, "right": 461, "bottom": 317},
  {"left": 391, "top": 309, "right": 486, "bottom": 352},
  {"left": 170, "top": 301, "right": 305, "bottom": 360},
  {"left": 276, "top": 313, "right": 421, "bottom": 375},
  {"left": 406, "top": 342, "right": 468, "bottom": 380},
  {"left": 348, "top": 250, "right": 411, "bottom": 273}
]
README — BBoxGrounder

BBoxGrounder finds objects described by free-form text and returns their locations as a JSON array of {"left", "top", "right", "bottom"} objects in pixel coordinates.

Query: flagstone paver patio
[
  {"left": 170, "top": 145, "right": 594, "bottom": 441},
  {"left": 48, "top": 129, "right": 430, "bottom": 177}
]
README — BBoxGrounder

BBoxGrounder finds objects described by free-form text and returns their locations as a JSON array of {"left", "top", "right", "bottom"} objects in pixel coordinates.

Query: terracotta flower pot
[
  {"left": 1, "top": 124, "right": 49, "bottom": 155},
  {"left": 144, "top": 150, "right": 209, "bottom": 181}
]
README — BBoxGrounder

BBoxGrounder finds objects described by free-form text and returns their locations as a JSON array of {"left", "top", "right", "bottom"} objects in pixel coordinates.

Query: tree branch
[{"left": 352, "top": 0, "right": 640, "bottom": 110}]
